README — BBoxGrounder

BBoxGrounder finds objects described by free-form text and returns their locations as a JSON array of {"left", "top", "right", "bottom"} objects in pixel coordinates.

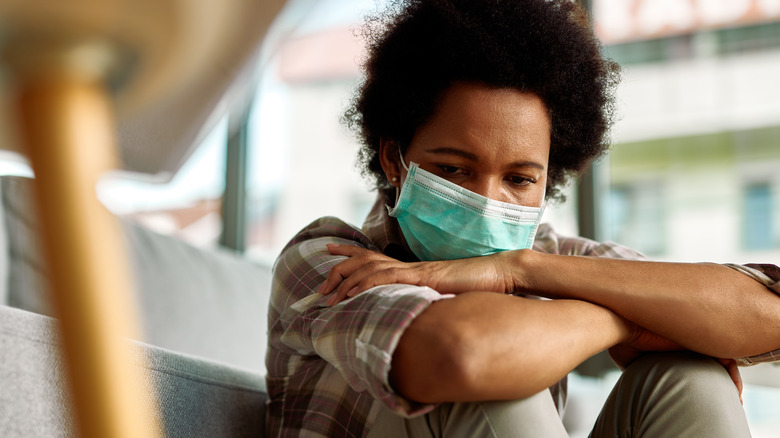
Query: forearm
[
  {"left": 516, "top": 251, "right": 780, "bottom": 358},
  {"left": 390, "top": 292, "right": 630, "bottom": 403}
]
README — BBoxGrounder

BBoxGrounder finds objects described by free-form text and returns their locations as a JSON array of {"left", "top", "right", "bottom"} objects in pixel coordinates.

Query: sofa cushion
[
  {"left": 0, "top": 305, "right": 267, "bottom": 438},
  {"left": 1, "top": 176, "right": 270, "bottom": 373},
  {"left": 0, "top": 307, "right": 73, "bottom": 436},
  {"left": 124, "top": 220, "right": 271, "bottom": 372}
]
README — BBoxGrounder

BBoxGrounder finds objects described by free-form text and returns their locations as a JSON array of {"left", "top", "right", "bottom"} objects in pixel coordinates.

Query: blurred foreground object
[{"left": 0, "top": 0, "right": 288, "bottom": 436}]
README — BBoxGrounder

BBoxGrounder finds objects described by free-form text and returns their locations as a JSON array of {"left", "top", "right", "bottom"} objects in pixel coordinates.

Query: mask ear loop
[
  {"left": 397, "top": 146, "right": 410, "bottom": 172},
  {"left": 393, "top": 146, "right": 410, "bottom": 206}
]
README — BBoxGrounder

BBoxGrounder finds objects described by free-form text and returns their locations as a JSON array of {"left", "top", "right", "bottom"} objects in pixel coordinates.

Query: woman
[{"left": 265, "top": 1, "right": 780, "bottom": 436}]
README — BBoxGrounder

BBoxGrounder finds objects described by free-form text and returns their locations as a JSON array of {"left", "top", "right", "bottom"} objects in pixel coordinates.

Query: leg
[
  {"left": 367, "top": 390, "right": 569, "bottom": 438},
  {"left": 590, "top": 352, "right": 750, "bottom": 438}
]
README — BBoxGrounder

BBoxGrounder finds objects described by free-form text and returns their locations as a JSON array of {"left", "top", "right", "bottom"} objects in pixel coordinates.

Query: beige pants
[{"left": 367, "top": 352, "right": 750, "bottom": 438}]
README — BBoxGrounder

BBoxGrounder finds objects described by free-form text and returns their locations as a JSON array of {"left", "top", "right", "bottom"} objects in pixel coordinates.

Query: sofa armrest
[{"left": 0, "top": 305, "right": 267, "bottom": 438}]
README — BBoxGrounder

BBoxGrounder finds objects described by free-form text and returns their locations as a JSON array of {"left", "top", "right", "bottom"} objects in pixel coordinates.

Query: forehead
[{"left": 410, "top": 82, "right": 551, "bottom": 163}]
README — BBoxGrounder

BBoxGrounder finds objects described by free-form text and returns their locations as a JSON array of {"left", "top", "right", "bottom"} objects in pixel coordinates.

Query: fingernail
[{"left": 346, "top": 287, "right": 358, "bottom": 297}]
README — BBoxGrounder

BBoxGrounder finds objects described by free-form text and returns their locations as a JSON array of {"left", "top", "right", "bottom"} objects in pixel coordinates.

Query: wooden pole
[{"left": 13, "top": 75, "right": 162, "bottom": 438}]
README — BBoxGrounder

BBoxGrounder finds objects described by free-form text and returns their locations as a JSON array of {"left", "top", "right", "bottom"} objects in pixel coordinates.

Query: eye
[
  {"left": 508, "top": 175, "right": 536, "bottom": 186},
  {"left": 437, "top": 164, "right": 465, "bottom": 176}
]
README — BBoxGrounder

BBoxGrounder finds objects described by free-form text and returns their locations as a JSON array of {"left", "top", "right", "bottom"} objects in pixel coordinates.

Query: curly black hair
[{"left": 343, "top": 0, "right": 621, "bottom": 202}]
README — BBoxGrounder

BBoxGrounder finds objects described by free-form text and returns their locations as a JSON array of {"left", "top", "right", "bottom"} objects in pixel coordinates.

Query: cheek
[
  {"left": 502, "top": 183, "right": 546, "bottom": 208},
  {"left": 529, "top": 173, "right": 549, "bottom": 207},
  {"left": 526, "top": 186, "right": 547, "bottom": 208}
]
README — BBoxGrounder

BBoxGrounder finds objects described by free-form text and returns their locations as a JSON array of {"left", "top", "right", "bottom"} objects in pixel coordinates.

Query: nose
[{"left": 467, "top": 177, "right": 507, "bottom": 203}]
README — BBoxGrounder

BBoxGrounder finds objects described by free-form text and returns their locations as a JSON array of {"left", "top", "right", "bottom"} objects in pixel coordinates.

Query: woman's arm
[
  {"left": 390, "top": 293, "right": 634, "bottom": 403},
  {"left": 321, "top": 244, "right": 780, "bottom": 360},
  {"left": 511, "top": 251, "right": 780, "bottom": 359}
]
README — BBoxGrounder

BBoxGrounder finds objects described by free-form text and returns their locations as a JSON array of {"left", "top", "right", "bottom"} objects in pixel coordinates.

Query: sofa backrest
[{"left": 1, "top": 175, "right": 272, "bottom": 373}]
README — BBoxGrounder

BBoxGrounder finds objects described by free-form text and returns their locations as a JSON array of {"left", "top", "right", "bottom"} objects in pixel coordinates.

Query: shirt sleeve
[
  {"left": 724, "top": 263, "right": 780, "bottom": 295},
  {"left": 270, "top": 234, "right": 450, "bottom": 416},
  {"left": 721, "top": 263, "right": 780, "bottom": 365},
  {"left": 533, "top": 223, "right": 649, "bottom": 260}
]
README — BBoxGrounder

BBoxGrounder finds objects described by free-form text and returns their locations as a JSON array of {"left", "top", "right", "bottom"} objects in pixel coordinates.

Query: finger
[
  {"left": 318, "top": 254, "right": 375, "bottom": 295},
  {"left": 336, "top": 265, "right": 412, "bottom": 299},
  {"left": 322, "top": 258, "right": 395, "bottom": 302},
  {"left": 319, "top": 244, "right": 386, "bottom": 296},
  {"left": 318, "top": 263, "right": 344, "bottom": 296},
  {"left": 326, "top": 270, "right": 364, "bottom": 305},
  {"left": 717, "top": 358, "right": 743, "bottom": 404},
  {"left": 326, "top": 286, "right": 358, "bottom": 307},
  {"left": 730, "top": 365, "right": 743, "bottom": 405},
  {"left": 330, "top": 262, "right": 383, "bottom": 299},
  {"left": 329, "top": 266, "right": 400, "bottom": 305}
]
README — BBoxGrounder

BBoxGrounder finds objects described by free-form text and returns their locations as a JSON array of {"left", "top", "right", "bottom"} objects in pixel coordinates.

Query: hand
[
  {"left": 318, "top": 244, "right": 514, "bottom": 306},
  {"left": 716, "top": 358, "right": 744, "bottom": 405},
  {"left": 608, "top": 325, "right": 743, "bottom": 403},
  {"left": 608, "top": 324, "right": 684, "bottom": 370}
]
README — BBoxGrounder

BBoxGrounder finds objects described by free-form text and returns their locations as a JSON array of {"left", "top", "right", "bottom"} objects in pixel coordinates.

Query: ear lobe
[{"left": 379, "top": 139, "right": 402, "bottom": 188}]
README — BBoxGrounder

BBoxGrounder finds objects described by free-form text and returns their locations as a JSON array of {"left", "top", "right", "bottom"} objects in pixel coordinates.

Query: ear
[{"left": 379, "top": 139, "right": 402, "bottom": 188}]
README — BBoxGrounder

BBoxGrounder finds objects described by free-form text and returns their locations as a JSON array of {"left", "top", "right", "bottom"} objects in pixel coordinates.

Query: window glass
[
  {"left": 606, "top": 182, "right": 665, "bottom": 256},
  {"left": 245, "top": 0, "right": 413, "bottom": 262},
  {"left": 742, "top": 183, "right": 775, "bottom": 251},
  {"left": 98, "top": 116, "right": 227, "bottom": 248},
  {"left": 599, "top": 4, "right": 780, "bottom": 265}
]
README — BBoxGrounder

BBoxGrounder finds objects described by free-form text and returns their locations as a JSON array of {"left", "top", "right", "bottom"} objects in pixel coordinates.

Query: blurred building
[{"left": 598, "top": 0, "right": 780, "bottom": 263}]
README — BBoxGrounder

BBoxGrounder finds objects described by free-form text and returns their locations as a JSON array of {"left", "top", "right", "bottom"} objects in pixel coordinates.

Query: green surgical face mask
[{"left": 388, "top": 159, "right": 545, "bottom": 261}]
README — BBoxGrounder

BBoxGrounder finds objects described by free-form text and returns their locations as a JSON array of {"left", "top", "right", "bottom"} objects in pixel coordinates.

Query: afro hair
[{"left": 343, "top": 0, "right": 621, "bottom": 202}]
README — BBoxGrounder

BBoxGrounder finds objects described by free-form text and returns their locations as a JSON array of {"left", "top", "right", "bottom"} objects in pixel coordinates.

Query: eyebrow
[{"left": 424, "top": 146, "right": 546, "bottom": 171}]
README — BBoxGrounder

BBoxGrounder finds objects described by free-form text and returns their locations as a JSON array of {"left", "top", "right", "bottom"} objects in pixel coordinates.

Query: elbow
[
  {"left": 390, "top": 321, "right": 473, "bottom": 403},
  {"left": 390, "top": 315, "right": 480, "bottom": 403},
  {"left": 389, "top": 294, "right": 568, "bottom": 403}
]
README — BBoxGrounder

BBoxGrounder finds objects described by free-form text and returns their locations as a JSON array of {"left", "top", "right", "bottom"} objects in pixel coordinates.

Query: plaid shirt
[{"left": 265, "top": 197, "right": 780, "bottom": 438}]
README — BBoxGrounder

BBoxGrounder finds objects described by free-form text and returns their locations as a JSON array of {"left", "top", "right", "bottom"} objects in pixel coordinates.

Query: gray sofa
[{"left": 0, "top": 176, "right": 272, "bottom": 437}]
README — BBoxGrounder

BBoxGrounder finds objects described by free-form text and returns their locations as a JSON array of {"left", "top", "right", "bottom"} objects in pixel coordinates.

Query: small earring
[{"left": 391, "top": 176, "right": 398, "bottom": 183}]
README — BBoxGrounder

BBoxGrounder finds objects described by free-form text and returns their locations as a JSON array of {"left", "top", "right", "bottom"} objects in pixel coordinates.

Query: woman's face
[{"left": 381, "top": 82, "right": 551, "bottom": 208}]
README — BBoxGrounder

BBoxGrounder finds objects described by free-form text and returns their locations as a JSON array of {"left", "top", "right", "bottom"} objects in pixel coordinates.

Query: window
[
  {"left": 605, "top": 182, "right": 666, "bottom": 255},
  {"left": 98, "top": 117, "right": 228, "bottom": 248},
  {"left": 742, "top": 183, "right": 775, "bottom": 251}
]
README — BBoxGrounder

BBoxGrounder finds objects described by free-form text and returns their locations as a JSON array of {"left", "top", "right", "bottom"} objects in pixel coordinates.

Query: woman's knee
[
  {"left": 592, "top": 352, "right": 749, "bottom": 437},
  {"left": 625, "top": 351, "right": 731, "bottom": 391},
  {"left": 620, "top": 351, "right": 743, "bottom": 417},
  {"left": 431, "top": 391, "right": 568, "bottom": 438}
]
